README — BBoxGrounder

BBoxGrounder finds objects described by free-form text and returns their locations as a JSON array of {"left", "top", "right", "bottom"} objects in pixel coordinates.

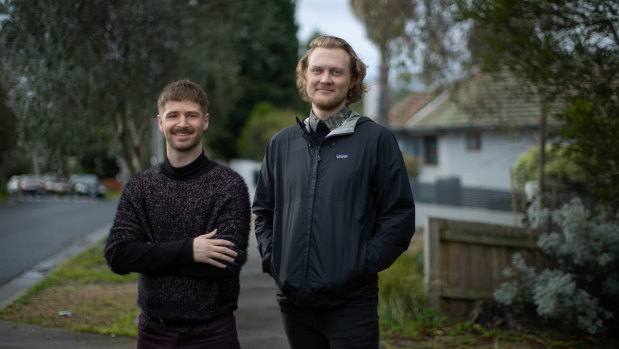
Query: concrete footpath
[{"left": 0, "top": 226, "right": 288, "bottom": 349}]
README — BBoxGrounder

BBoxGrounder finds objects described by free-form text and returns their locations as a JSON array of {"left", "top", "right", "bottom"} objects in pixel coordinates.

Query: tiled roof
[
  {"left": 388, "top": 91, "right": 439, "bottom": 127},
  {"left": 390, "top": 71, "right": 564, "bottom": 133}
]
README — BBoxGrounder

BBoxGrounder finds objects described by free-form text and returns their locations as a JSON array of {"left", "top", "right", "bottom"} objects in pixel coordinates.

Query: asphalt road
[{"left": 0, "top": 197, "right": 118, "bottom": 285}]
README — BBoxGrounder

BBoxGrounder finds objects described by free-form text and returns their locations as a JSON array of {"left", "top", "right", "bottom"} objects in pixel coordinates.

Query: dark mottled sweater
[{"left": 104, "top": 153, "right": 250, "bottom": 322}]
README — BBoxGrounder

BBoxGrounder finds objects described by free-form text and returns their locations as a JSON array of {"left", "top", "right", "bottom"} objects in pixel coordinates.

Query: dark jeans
[
  {"left": 280, "top": 299, "right": 379, "bottom": 349},
  {"left": 137, "top": 312, "right": 240, "bottom": 349}
]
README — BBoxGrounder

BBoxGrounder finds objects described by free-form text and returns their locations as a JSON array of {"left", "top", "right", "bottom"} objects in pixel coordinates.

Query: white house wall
[{"left": 418, "top": 130, "right": 539, "bottom": 191}]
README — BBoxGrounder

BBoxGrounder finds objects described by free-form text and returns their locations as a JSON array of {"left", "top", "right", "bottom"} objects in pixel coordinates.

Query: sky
[{"left": 295, "top": 0, "right": 380, "bottom": 81}]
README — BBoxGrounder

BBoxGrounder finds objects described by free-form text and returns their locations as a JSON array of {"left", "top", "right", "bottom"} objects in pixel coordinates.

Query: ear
[
  {"left": 157, "top": 114, "right": 164, "bottom": 132},
  {"left": 203, "top": 113, "right": 210, "bottom": 131}
]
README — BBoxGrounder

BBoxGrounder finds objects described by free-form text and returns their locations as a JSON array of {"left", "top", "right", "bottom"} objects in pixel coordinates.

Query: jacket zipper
[{"left": 302, "top": 142, "right": 321, "bottom": 296}]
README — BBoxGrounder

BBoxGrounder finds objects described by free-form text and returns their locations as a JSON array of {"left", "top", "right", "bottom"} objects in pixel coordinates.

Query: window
[
  {"left": 465, "top": 133, "right": 481, "bottom": 151},
  {"left": 423, "top": 135, "right": 438, "bottom": 165}
]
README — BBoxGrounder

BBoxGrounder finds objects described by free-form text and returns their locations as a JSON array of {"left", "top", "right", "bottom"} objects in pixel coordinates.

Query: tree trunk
[
  {"left": 113, "top": 100, "right": 143, "bottom": 177},
  {"left": 377, "top": 45, "right": 391, "bottom": 126}
]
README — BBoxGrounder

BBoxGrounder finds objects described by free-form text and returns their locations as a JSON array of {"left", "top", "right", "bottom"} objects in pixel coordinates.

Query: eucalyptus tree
[
  {"left": 1, "top": 0, "right": 299, "bottom": 176},
  {"left": 3, "top": 1, "right": 180, "bottom": 175},
  {"left": 350, "top": 0, "right": 416, "bottom": 125}
]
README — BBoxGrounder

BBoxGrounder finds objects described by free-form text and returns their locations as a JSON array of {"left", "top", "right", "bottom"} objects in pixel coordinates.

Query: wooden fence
[{"left": 424, "top": 217, "right": 548, "bottom": 320}]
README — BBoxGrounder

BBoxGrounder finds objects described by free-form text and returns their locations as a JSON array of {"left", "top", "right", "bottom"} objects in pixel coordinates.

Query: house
[{"left": 390, "top": 70, "right": 563, "bottom": 211}]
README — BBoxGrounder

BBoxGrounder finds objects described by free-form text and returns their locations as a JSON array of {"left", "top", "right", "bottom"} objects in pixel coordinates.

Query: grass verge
[{"left": 0, "top": 239, "right": 139, "bottom": 337}]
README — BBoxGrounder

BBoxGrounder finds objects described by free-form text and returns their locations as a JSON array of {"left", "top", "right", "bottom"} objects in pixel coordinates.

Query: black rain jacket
[{"left": 252, "top": 113, "right": 415, "bottom": 307}]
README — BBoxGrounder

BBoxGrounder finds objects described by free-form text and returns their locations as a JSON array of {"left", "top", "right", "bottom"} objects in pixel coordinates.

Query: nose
[
  {"left": 319, "top": 72, "right": 332, "bottom": 85},
  {"left": 178, "top": 115, "right": 189, "bottom": 126}
]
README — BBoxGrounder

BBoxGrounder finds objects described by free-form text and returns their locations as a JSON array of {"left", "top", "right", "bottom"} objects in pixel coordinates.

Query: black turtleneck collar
[{"left": 161, "top": 152, "right": 217, "bottom": 180}]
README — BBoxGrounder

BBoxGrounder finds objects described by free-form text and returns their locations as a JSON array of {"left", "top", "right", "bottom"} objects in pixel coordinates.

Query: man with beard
[
  {"left": 105, "top": 79, "right": 250, "bottom": 348},
  {"left": 252, "top": 36, "right": 416, "bottom": 348}
]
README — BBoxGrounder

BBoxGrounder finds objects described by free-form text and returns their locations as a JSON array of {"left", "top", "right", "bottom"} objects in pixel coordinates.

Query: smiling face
[
  {"left": 304, "top": 47, "right": 354, "bottom": 119},
  {"left": 157, "top": 100, "right": 209, "bottom": 161}
]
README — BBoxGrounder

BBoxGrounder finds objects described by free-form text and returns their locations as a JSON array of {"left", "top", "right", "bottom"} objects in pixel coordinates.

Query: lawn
[{"left": 0, "top": 240, "right": 140, "bottom": 337}]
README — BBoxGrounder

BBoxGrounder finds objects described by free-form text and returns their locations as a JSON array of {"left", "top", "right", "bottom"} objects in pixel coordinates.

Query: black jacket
[{"left": 252, "top": 112, "right": 415, "bottom": 307}]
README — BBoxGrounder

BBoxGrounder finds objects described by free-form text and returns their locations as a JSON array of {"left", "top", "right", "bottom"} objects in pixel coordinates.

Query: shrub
[
  {"left": 378, "top": 251, "right": 444, "bottom": 337},
  {"left": 512, "top": 145, "right": 588, "bottom": 189},
  {"left": 402, "top": 154, "right": 420, "bottom": 178},
  {"left": 494, "top": 198, "right": 619, "bottom": 334}
]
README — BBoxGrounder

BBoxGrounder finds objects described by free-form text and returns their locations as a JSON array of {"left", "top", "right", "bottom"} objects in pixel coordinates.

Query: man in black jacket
[
  {"left": 253, "top": 36, "right": 415, "bottom": 348},
  {"left": 105, "top": 80, "right": 250, "bottom": 348}
]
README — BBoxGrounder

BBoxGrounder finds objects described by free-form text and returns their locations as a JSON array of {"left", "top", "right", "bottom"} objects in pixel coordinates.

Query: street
[{"left": 0, "top": 197, "right": 118, "bottom": 285}]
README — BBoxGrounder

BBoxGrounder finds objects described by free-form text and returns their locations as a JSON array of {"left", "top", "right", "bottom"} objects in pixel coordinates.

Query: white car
[{"left": 69, "top": 174, "right": 106, "bottom": 198}]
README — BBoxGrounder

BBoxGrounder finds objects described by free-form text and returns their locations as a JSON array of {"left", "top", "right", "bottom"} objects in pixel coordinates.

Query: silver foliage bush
[{"left": 494, "top": 198, "right": 619, "bottom": 334}]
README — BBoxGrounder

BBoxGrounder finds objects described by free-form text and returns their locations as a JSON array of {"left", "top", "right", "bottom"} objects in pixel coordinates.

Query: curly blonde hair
[{"left": 296, "top": 36, "right": 368, "bottom": 105}]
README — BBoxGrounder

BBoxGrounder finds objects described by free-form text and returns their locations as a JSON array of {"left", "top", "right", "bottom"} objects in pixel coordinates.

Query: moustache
[{"left": 172, "top": 126, "right": 194, "bottom": 134}]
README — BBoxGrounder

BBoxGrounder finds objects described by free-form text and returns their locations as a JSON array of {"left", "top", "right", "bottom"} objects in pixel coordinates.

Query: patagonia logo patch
[{"left": 336, "top": 154, "right": 349, "bottom": 159}]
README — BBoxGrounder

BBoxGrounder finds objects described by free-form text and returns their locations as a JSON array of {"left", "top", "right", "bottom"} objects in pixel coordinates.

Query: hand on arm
[{"left": 192, "top": 229, "right": 238, "bottom": 269}]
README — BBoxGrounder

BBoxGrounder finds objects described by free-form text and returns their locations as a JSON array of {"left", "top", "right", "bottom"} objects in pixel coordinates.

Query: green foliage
[
  {"left": 378, "top": 251, "right": 445, "bottom": 338},
  {"left": 494, "top": 199, "right": 619, "bottom": 334},
  {"left": 558, "top": 94, "right": 619, "bottom": 205},
  {"left": 402, "top": 154, "right": 420, "bottom": 178},
  {"left": 1, "top": 0, "right": 301, "bottom": 175},
  {"left": 512, "top": 145, "right": 587, "bottom": 189},
  {"left": 236, "top": 102, "right": 299, "bottom": 161},
  {"left": 208, "top": 0, "right": 302, "bottom": 159}
]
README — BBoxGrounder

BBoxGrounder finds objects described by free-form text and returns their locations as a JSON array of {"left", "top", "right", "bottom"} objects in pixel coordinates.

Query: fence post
[{"left": 424, "top": 216, "right": 441, "bottom": 310}]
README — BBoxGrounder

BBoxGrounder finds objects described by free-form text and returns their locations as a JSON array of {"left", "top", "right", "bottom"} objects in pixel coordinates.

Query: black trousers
[
  {"left": 137, "top": 312, "right": 240, "bottom": 349},
  {"left": 280, "top": 298, "right": 379, "bottom": 349}
]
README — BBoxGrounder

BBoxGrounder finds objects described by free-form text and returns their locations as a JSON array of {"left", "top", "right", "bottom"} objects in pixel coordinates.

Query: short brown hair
[
  {"left": 157, "top": 79, "right": 209, "bottom": 116},
  {"left": 296, "top": 36, "right": 368, "bottom": 105}
]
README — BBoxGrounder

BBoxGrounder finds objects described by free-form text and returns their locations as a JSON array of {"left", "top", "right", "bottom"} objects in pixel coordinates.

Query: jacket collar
[{"left": 298, "top": 109, "right": 362, "bottom": 137}]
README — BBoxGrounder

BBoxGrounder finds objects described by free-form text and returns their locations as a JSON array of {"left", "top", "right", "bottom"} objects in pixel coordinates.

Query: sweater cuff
[{"left": 180, "top": 238, "right": 196, "bottom": 264}]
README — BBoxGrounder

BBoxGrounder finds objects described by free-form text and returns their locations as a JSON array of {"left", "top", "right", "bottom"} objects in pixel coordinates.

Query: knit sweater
[{"left": 104, "top": 153, "right": 250, "bottom": 322}]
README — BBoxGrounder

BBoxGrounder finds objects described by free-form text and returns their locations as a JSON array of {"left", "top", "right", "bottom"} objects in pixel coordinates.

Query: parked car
[
  {"left": 7, "top": 175, "right": 22, "bottom": 195},
  {"left": 69, "top": 173, "right": 106, "bottom": 198},
  {"left": 17, "top": 175, "right": 44, "bottom": 195},
  {"left": 42, "top": 175, "right": 71, "bottom": 195}
]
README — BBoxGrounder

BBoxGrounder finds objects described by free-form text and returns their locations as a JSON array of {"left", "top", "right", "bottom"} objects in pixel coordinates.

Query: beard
[
  {"left": 312, "top": 96, "right": 346, "bottom": 111},
  {"left": 309, "top": 88, "right": 348, "bottom": 112},
  {"left": 167, "top": 126, "right": 202, "bottom": 152}
]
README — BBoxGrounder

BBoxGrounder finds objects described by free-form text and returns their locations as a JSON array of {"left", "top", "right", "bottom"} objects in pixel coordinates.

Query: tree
[
  {"left": 2, "top": 1, "right": 212, "bottom": 175},
  {"left": 213, "top": 0, "right": 302, "bottom": 159},
  {"left": 350, "top": 0, "right": 416, "bottom": 125},
  {"left": 1, "top": 0, "right": 301, "bottom": 176},
  {"left": 0, "top": 83, "right": 24, "bottom": 177},
  {"left": 236, "top": 102, "right": 299, "bottom": 161},
  {"left": 457, "top": 0, "right": 619, "bottom": 205},
  {"left": 351, "top": 0, "right": 471, "bottom": 124}
]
